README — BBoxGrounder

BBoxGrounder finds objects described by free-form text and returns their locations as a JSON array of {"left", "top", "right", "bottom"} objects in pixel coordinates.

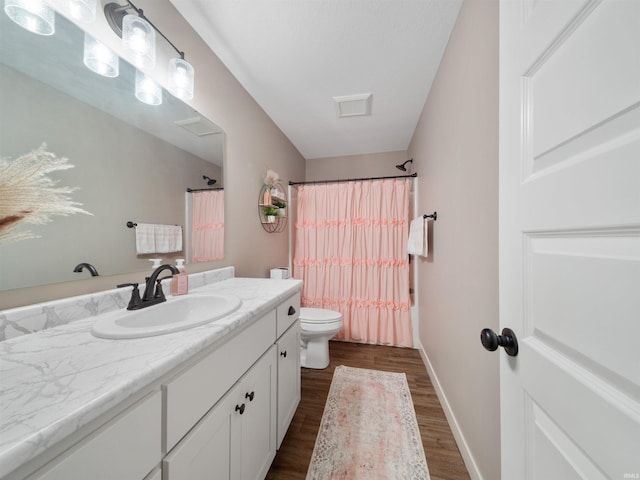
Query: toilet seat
[{"left": 300, "top": 307, "right": 342, "bottom": 324}]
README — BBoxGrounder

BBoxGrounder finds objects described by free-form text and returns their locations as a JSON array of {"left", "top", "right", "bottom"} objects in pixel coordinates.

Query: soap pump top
[{"left": 176, "top": 258, "right": 185, "bottom": 270}]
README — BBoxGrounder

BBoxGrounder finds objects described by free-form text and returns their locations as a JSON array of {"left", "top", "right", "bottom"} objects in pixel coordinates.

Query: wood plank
[{"left": 266, "top": 341, "right": 470, "bottom": 480}]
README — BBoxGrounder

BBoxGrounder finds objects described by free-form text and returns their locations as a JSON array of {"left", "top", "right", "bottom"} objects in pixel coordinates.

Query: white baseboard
[{"left": 415, "top": 339, "right": 483, "bottom": 480}]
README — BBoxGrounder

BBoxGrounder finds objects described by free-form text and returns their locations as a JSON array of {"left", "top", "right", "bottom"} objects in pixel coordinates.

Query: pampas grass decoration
[
  {"left": 264, "top": 169, "right": 279, "bottom": 187},
  {"left": 0, "top": 144, "right": 92, "bottom": 245}
]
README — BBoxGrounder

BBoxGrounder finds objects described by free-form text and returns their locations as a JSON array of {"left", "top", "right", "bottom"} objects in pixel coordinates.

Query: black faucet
[
  {"left": 142, "top": 264, "right": 180, "bottom": 301},
  {"left": 117, "top": 264, "right": 179, "bottom": 310},
  {"left": 73, "top": 262, "right": 99, "bottom": 276}
]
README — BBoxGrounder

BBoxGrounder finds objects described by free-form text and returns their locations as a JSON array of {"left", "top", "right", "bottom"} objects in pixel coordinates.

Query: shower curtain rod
[
  {"left": 186, "top": 187, "right": 224, "bottom": 192},
  {"left": 289, "top": 172, "right": 416, "bottom": 187}
]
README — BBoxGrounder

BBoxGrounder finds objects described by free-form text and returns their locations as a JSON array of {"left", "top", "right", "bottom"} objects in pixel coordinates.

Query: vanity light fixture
[
  {"left": 104, "top": 1, "right": 195, "bottom": 102},
  {"left": 135, "top": 69, "right": 162, "bottom": 105},
  {"left": 122, "top": 12, "right": 155, "bottom": 70},
  {"left": 47, "top": 0, "right": 97, "bottom": 23},
  {"left": 168, "top": 57, "right": 194, "bottom": 101},
  {"left": 83, "top": 33, "right": 119, "bottom": 77},
  {"left": 4, "top": 0, "right": 55, "bottom": 35}
]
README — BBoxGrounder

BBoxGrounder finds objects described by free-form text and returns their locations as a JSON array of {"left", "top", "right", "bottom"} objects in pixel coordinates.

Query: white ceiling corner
[{"left": 170, "top": 0, "right": 463, "bottom": 159}]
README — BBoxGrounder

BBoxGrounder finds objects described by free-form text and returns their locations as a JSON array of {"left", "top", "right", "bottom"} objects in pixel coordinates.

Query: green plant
[
  {"left": 273, "top": 200, "right": 287, "bottom": 208},
  {"left": 263, "top": 206, "right": 278, "bottom": 216}
]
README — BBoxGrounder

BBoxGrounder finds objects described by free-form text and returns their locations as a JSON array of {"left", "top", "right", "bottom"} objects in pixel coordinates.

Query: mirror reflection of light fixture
[
  {"left": 48, "top": 0, "right": 96, "bottom": 23},
  {"left": 68, "top": 0, "right": 96, "bottom": 23},
  {"left": 135, "top": 69, "right": 162, "bottom": 106},
  {"left": 83, "top": 33, "right": 119, "bottom": 77},
  {"left": 122, "top": 13, "right": 155, "bottom": 70},
  {"left": 4, "top": 0, "right": 55, "bottom": 35},
  {"left": 104, "top": 2, "right": 195, "bottom": 102}
]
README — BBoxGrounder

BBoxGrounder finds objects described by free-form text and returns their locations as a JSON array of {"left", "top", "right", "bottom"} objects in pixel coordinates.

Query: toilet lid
[{"left": 300, "top": 307, "right": 342, "bottom": 324}]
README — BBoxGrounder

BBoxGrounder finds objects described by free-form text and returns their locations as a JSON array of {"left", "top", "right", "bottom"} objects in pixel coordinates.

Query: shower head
[
  {"left": 395, "top": 159, "right": 413, "bottom": 172},
  {"left": 203, "top": 175, "right": 217, "bottom": 185}
]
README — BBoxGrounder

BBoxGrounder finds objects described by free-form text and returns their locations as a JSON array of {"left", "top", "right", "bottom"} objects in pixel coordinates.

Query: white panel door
[{"left": 499, "top": 0, "right": 640, "bottom": 478}]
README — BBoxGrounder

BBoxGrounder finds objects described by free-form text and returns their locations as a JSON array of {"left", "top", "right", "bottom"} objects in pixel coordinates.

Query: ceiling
[{"left": 170, "top": 0, "right": 463, "bottom": 160}]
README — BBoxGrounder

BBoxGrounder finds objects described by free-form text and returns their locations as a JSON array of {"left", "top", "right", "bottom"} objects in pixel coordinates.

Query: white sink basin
[{"left": 91, "top": 294, "right": 242, "bottom": 339}]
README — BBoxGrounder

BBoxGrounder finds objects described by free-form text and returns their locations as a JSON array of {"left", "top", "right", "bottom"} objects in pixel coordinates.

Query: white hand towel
[
  {"left": 136, "top": 223, "right": 183, "bottom": 254},
  {"left": 407, "top": 217, "right": 428, "bottom": 257},
  {"left": 135, "top": 223, "right": 156, "bottom": 254},
  {"left": 154, "top": 224, "right": 183, "bottom": 253}
]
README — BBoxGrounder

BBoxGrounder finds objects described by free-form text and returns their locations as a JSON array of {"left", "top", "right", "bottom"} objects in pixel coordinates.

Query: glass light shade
[
  {"left": 83, "top": 33, "right": 118, "bottom": 77},
  {"left": 122, "top": 14, "right": 155, "bottom": 70},
  {"left": 135, "top": 69, "right": 162, "bottom": 106},
  {"left": 168, "top": 58, "right": 194, "bottom": 101},
  {"left": 4, "top": 0, "right": 55, "bottom": 35},
  {"left": 66, "top": 0, "right": 96, "bottom": 22}
]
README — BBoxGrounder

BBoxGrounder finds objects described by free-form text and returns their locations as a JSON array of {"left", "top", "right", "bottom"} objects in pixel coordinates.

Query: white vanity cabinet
[
  {"left": 162, "top": 291, "right": 300, "bottom": 480},
  {"left": 275, "top": 293, "right": 301, "bottom": 448},
  {"left": 27, "top": 391, "right": 162, "bottom": 480},
  {"left": 163, "top": 346, "right": 277, "bottom": 480},
  {"left": 236, "top": 345, "right": 277, "bottom": 480},
  {"left": 276, "top": 322, "right": 300, "bottom": 448},
  {"left": 8, "top": 286, "right": 302, "bottom": 480}
]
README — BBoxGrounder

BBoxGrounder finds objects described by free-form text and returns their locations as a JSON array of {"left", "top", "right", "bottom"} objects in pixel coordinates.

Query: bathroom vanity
[{"left": 0, "top": 274, "right": 301, "bottom": 480}]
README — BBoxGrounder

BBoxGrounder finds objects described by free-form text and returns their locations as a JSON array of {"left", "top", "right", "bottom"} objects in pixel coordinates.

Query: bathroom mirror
[{"left": 0, "top": 12, "right": 225, "bottom": 291}]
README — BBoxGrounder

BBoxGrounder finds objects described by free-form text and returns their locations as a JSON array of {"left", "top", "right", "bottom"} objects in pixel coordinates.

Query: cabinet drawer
[
  {"left": 276, "top": 292, "right": 300, "bottom": 339},
  {"left": 164, "top": 310, "right": 276, "bottom": 451},
  {"left": 30, "top": 391, "right": 161, "bottom": 480}
]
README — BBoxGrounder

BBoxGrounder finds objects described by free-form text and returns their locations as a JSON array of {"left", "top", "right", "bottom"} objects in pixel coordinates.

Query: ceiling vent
[
  {"left": 174, "top": 116, "right": 223, "bottom": 136},
  {"left": 333, "top": 93, "right": 372, "bottom": 118}
]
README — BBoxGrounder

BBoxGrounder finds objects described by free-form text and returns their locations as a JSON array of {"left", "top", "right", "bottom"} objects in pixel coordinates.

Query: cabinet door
[
  {"left": 276, "top": 321, "right": 301, "bottom": 448},
  {"left": 163, "top": 384, "right": 242, "bottom": 480},
  {"left": 237, "top": 346, "right": 277, "bottom": 480}
]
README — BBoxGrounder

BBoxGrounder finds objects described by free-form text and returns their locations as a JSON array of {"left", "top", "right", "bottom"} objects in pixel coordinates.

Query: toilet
[{"left": 299, "top": 307, "right": 343, "bottom": 369}]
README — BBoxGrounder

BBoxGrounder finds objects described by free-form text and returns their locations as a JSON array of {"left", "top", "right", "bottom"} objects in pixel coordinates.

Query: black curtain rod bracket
[
  {"left": 289, "top": 172, "right": 416, "bottom": 187},
  {"left": 126, "top": 221, "right": 137, "bottom": 228},
  {"left": 423, "top": 212, "right": 437, "bottom": 221}
]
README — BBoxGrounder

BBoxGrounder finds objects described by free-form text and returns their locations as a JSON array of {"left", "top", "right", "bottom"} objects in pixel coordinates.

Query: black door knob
[
  {"left": 288, "top": 306, "right": 296, "bottom": 316},
  {"left": 245, "top": 391, "right": 255, "bottom": 402},
  {"left": 480, "top": 328, "right": 518, "bottom": 357},
  {"left": 235, "top": 403, "right": 245, "bottom": 415},
  {"left": 280, "top": 350, "right": 287, "bottom": 358}
]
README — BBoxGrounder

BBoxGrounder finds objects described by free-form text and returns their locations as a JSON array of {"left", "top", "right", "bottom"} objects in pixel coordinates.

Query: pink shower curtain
[
  {"left": 293, "top": 179, "right": 412, "bottom": 347},
  {"left": 191, "top": 190, "right": 224, "bottom": 262}
]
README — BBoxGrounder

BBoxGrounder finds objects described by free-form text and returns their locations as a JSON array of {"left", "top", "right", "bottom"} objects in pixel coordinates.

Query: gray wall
[
  {"left": 408, "top": 1, "right": 500, "bottom": 479},
  {"left": 305, "top": 151, "right": 410, "bottom": 181}
]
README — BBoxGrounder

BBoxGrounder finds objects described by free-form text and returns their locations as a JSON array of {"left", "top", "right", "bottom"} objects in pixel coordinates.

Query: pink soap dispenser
[{"left": 171, "top": 259, "right": 189, "bottom": 296}]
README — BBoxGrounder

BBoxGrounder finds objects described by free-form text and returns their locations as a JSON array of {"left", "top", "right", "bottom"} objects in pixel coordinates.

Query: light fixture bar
[{"left": 104, "top": 1, "right": 186, "bottom": 60}]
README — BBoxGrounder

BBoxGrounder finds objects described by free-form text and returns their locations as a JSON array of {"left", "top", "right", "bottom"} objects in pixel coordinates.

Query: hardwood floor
[{"left": 266, "top": 341, "right": 470, "bottom": 480}]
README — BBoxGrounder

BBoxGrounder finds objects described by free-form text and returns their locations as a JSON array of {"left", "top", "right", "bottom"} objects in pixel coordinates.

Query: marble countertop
[{"left": 0, "top": 277, "right": 302, "bottom": 478}]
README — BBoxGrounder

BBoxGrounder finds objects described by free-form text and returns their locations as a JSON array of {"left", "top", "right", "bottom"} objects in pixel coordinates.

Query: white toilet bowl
[{"left": 299, "top": 307, "right": 343, "bottom": 369}]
